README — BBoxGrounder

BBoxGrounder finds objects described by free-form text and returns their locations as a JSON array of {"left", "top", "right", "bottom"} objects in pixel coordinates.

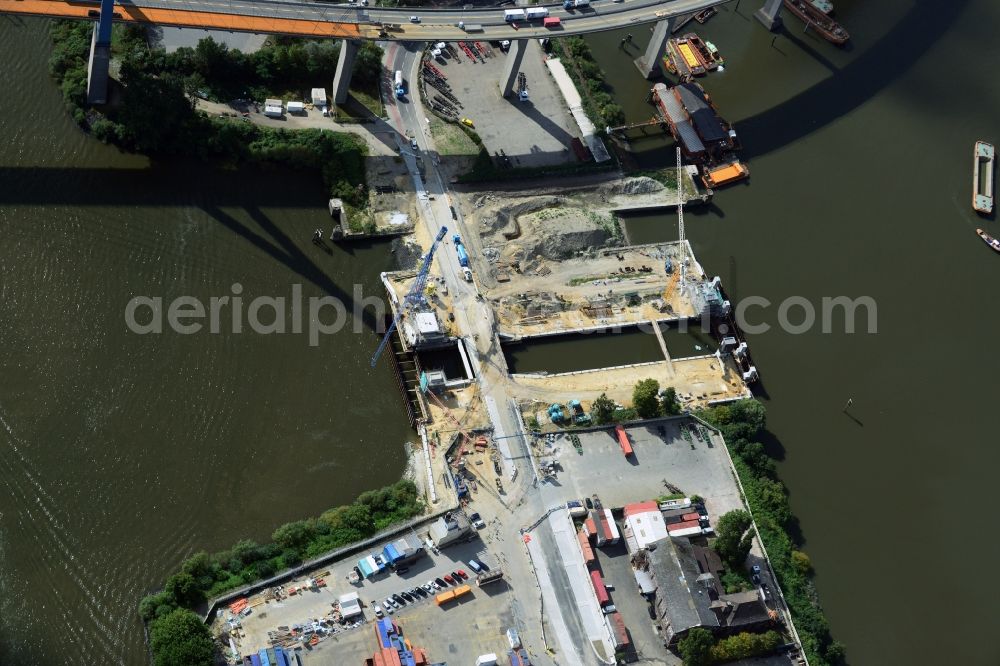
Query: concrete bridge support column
[
  {"left": 332, "top": 39, "right": 360, "bottom": 105},
  {"left": 85, "top": 0, "right": 115, "bottom": 105},
  {"left": 754, "top": 0, "right": 783, "bottom": 30},
  {"left": 633, "top": 16, "right": 676, "bottom": 80},
  {"left": 499, "top": 39, "right": 528, "bottom": 98}
]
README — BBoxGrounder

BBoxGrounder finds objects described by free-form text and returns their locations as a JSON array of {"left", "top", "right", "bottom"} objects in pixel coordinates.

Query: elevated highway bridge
[{"left": 0, "top": 0, "right": 781, "bottom": 109}]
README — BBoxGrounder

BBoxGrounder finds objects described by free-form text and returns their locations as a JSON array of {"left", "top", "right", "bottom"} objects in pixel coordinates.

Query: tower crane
[{"left": 370, "top": 226, "right": 448, "bottom": 367}]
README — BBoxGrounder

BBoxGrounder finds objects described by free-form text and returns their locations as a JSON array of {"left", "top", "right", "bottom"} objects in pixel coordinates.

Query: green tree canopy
[
  {"left": 678, "top": 627, "right": 715, "bottom": 666},
  {"left": 164, "top": 572, "right": 204, "bottom": 608},
  {"left": 632, "top": 378, "right": 662, "bottom": 419},
  {"left": 662, "top": 386, "right": 681, "bottom": 415},
  {"left": 149, "top": 608, "right": 216, "bottom": 666},
  {"left": 714, "top": 509, "right": 754, "bottom": 569},
  {"left": 591, "top": 393, "right": 616, "bottom": 425}
]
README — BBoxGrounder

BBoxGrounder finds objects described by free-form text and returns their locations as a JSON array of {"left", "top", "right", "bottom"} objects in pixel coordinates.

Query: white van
[{"left": 467, "top": 559, "right": 483, "bottom": 574}]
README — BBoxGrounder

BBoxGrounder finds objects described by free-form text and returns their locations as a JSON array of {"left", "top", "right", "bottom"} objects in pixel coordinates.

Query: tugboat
[
  {"left": 704, "top": 40, "right": 725, "bottom": 67},
  {"left": 976, "top": 229, "right": 1000, "bottom": 254},
  {"left": 973, "top": 140, "right": 994, "bottom": 214},
  {"left": 783, "top": 0, "right": 849, "bottom": 44}
]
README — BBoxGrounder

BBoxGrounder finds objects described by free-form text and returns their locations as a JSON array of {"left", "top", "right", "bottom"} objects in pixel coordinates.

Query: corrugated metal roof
[{"left": 675, "top": 83, "right": 727, "bottom": 144}]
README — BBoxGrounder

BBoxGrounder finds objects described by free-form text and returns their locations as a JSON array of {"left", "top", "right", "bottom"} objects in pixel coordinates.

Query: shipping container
[
  {"left": 681, "top": 512, "right": 701, "bottom": 522},
  {"left": 454, "top": 583, "right": 472, "bottom": 599},
  {"left": 507, "top": 628, "right": 521, "bottom": 649},
  {"left": 607, "top": 612, "right": 629, "bottom": 648},
  {"left": 667, "top": 525, "right": 704, "bottom": 538},
  {"left": 603, "top": 509, "right": 621, "bottom": 544},
  {"left": 460, "top": 22, "right": 484, "bottom": 31},
  {"left": 542, "top": 16, "right": 561, "bottom": 27},
  {"left": 476, "top": 654, "right": 498, "bottom": 666},
  {"left": 668, "top": 519, "right": 701, "bottom": 533},
  {"left": 258, "top": 649, "right": 271, "bottom": 666},
  {"left": 250, "top": 655, "right": 262, "bottom": 666},
  {"left": 508, "top": 648, "right": 531, "bottom": 666},
  {"left": 614, "top": 425, "right": 633, "bottom": 456},
  {"left": 577, "top": 530, "right": 595, "bottom": 566},
  {"left": 435, "top": 590, "right": 456, "bottom": 605},
  {"left": 504, "top": 8, "right": 526, "bottom": 21},
  {"left": 590, "top": 570, "right": 610, "bottom": 606}
]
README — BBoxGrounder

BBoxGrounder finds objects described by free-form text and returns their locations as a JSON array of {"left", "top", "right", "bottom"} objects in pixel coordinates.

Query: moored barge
[
  {"left": 783, "top": 0, "right": 849, "bottom": 44},
  {"left": 973, "top": 140, "right": 994, "bottom": 214}
]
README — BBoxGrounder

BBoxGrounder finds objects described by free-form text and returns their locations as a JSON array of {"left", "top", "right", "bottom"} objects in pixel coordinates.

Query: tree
[
  {"left": 678, "top": 627, "right": 715, "bottom": 666},
  {"left": 632, "top": 378, "right": 661, "bottom": 419},
  {"left": 710, "top": 630, "right": 782, "bottom": 662},
  {"left": 713, "top": 509, "right": 754, "bottom": 569},
  {"left": 149, "top": 608, "right": 216, "bottom": 666},
  {"left": 164, "top": 572, "right": 204, "bottom": 608},
  {"left": 662, "top": 386, "right": 681, "bottom": 415},
  {"left": 591, "top": 393, "right": 616, "bottom": 425},
  {"left": 272, "top": 520, "right": 316, "bottom": 551},
  {"left": 791, "top": 550, "right": 813, "bottom": 576}
]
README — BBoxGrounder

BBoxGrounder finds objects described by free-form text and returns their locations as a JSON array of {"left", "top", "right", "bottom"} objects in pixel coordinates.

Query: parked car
[
  {"left": 460, "top": 117, "right": 475, "bottom": 128},
  {"left": 373, "top": 603, "right": 384, "bottom": 618},
  {"left": 409, "top": 15, "right": 420, "bottom": 22},
  {"left": 385, "top": 596, "right": 397, "bottom": 608},
  {"left": 602, "top": 605, "right": 617, "bottom": 614},
  {"left": 443, "top": 574, "right": 455, "bottom": 585},
  {"left": 413, "top": 587, "right": 427, "bottom": 597},
  {"left": 584, "top": 497, "right": 594, "bottom": 510},
  {"left": 392, "top": 593, "right": 406, "bottom": 605},
  {"left": 434, "top": 577, "right": 447, "bottom": 588},
  {"left": 470, "top": 512, "right": 486, "bottom": 529},
  {"left": 752, "top": 573, "right": 761, "bottom": 585},
  {"left": 410, "top": 138, "right": 419, "bottom": 151},
  {"left": 424, "top": 581, "right": 435, "bottom": 592},
  {"left": 396, "top": 566, "right": 409, "bottom": 575},
  {"left": 400, "top": 591, "right": 413, "bottom": 602},
  {"left": 467, "top": 560, "right": 482, "bottom": 574},
  {"left": 456, "top": 569, "right": 468, "bottom": 580},
  {"left": 450, "top": 572, "right": 463, "bottom": 582}
]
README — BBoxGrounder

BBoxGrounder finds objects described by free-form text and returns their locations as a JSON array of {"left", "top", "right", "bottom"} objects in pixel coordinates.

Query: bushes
[
  {"left": 139, "top": 479, "right": 423, "bottom": 625},
  {"left": 698, "top": 400, "right": 845, "bottom": 666},
  {"left": 551, "top": 37, "right": 625, "bottom": 129},
  {"left": 678, "top": 628, "right": 782, "bottom": 665}
]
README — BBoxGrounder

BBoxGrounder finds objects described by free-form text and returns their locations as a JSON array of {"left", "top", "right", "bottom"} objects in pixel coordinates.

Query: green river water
[{"left": 1, "top": 0, "right": 999, "bottom": 663}]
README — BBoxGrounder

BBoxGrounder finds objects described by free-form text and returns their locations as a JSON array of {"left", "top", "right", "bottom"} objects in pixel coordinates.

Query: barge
[
  {"left": 783, "top": 0, "right": 849, "bottom": 44},
  {"left": 973, "top": 140, "right": 994, "bottom": 214},
  {"left": 702, "top": 161, "right": 749, "bottom": 188},
  {"left": 673, "top": 37, "right": 706, "bottom": 76},
  {"left": 683, "top": 33, "right": 719, "bottom": 72}
]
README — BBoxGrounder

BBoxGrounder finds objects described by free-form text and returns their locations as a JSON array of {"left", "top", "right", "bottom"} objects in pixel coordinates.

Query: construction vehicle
[
  {"left": 370, "top": 226, "right": 447, "bottom": 367},
  {"left": 394, "top": 70, "right": 406, "bottom": 99}
]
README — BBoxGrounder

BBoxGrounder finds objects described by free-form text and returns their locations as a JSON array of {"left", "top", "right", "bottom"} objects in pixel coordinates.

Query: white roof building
[
  {"left": 311, "top": 87, "right": 327, "bottom": 107},
  {"left": 622, "top": 502, "right": 668, "bottom": 552},
  {"left": 338, "top": 592, "right": 362, "bottom": 618}
]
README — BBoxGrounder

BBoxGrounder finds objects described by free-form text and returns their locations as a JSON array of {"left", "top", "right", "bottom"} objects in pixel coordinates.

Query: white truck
[
  {"left": 462, "top": 267, "right": 473, "bottom": 282},
  {"left": 503, "top": 8, "right": 526, "bottom": 21},
  {"left": 563, "top": 0, "right": 589, "bottom": 8},
  {"left": 525, "top": 6, "right": 549, "bottom": 19}
]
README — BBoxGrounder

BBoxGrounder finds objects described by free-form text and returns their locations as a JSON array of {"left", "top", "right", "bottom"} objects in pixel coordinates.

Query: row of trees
[
  {"left": 698, "top": 400, "right": 845, "bottom": 666},
  {"left": 139, "top": 480, "right": 423, "bottom": 665},
  {"left": 551, "top": 37, "right": 626, "bottom": 129},
  {"left": 678, "top": 628, "right": 783, "bottom": 666},
  {"left": 590, "top": 378, "right": 682, "bottom": 425}
]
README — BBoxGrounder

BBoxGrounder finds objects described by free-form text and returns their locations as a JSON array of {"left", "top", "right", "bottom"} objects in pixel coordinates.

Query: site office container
[
  {"left": 504, "top": 8, "right": 526, "bottom": 21},
  {"left": 543, "top": 16, "right": 561, "bottom": 27},
  {"left": 590, "top": 570, "right": 611, "bottom": 606}
]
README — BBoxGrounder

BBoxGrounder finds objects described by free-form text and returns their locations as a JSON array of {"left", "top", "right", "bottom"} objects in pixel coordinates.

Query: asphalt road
[{"left": 65, "top": 0, "right": 733, "bottom": 40}]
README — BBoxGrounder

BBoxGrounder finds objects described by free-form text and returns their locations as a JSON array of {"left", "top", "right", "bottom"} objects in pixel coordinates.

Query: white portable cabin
[
  {"left": 263, "top": 99, "right": 283, "bottom": 118},
  {"left": 286, "top": 101, "right": 306, "bottom": 114}
]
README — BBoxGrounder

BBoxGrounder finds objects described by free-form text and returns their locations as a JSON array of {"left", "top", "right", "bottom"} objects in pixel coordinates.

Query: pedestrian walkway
[{"left": 545, "top": 58, "right": 611, "bottom": 163}]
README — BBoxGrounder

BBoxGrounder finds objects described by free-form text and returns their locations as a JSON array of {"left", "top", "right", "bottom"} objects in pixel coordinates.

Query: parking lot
[
  {"left": 230, "top": 531, "right": 510, "bottom": 659},
  {"left": 429, "top": 39, "right": 581, "bottom": 168},
  {"left": 535, "top": 418, "right": 745, "bottom": 520}
]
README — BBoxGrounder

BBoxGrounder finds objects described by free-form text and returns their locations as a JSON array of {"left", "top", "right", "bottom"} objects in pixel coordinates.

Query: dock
[
  {"left": 973, "top": 140, "right": 994, "bottom": 214},
  {"left": 650, "top": 320, "right": 675, "bottom": 376}
]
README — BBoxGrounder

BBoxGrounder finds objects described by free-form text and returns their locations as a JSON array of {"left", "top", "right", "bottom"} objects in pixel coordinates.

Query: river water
[
  {"left": 1, "top": 0, "right": 998, "bottom": 663},
  {"left": 578, "top": 1, "right": 1000, "bottom": 664},
  {"left": 0, "top": 19, "right": 413, "bottom": 664}
]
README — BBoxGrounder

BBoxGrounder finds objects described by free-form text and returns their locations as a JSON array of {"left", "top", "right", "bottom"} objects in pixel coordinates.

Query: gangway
[{"left": 371, "top": 226, "right": 447, "bottom": 367}]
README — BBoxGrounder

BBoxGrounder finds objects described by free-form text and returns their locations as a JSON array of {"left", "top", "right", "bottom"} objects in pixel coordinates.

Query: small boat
[
  {"left": 694, "top": 7, "right": 717, "bottom": 23},
  {"left": 976, "top": 228, "right": 1000, "bottom": 253},
  {"left": 704, "top": 40, "right": 725, "bottom": 67},
  {"left": 783, "top": 0, "right": 849, "bottom": 45},
  {"left": 973, "top": 140, "right": 994, "bottom": 214},
  {"left": 809, "top": 0, "right": 833, "bottom": 14},
  {"left": 684, "top": 33, "right": 718, "bottom": 71}
]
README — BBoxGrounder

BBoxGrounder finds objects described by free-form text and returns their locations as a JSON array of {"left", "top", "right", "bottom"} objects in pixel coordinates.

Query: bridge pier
[
  {"left": 86, "top": 0, "right": 115, "bottom": 105},
  {"left": 332, "top": 39, "right": 359, "bottom": 106},
  {"left": 633, "top": 17, "right": 676, "bottom": 80},
  {"left": 754, "top": 0, "right": 783, "bottom": 30},
  {"left": 499, "top": 39, "right": 528, "bottom": 98}
]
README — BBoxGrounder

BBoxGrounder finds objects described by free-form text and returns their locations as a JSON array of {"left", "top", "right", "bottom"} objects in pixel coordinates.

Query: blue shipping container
[{"left": 258, "top": 649, "right": 270, "bottom": 666}]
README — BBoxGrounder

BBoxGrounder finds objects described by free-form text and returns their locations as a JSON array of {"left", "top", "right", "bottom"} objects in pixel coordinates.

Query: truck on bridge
[
  {"left": 393, "top": 70, "right": 406, "bottom": 99},
  {"left": 504, "top": 8, "right": 526, "bottom": 22},
  {"left": 563, "top": 0, "right": 590, "bottom": 9}
]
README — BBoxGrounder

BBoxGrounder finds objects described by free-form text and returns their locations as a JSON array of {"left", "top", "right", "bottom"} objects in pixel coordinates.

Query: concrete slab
[{"left": 432, "top": 40, "right": 581, "bottom": 168}]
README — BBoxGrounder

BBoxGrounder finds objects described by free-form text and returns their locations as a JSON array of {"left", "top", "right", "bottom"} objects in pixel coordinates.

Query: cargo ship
[
  {"left": 973, "top": 140, "right": 994, "bottom": 214},
  {"left": 976, "top": 229, "right": 1000, "bottom": 253},
  {"left": 683, "top": 33, "right": 719, "bottom": 72},
  {"left": 783, "top": 0, "right": 849, "bottom": 44}
]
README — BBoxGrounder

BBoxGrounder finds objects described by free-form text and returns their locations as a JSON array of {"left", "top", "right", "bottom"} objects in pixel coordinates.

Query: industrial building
[{"left": 632, "top": 537, "right": 775, "bottom": 646}]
